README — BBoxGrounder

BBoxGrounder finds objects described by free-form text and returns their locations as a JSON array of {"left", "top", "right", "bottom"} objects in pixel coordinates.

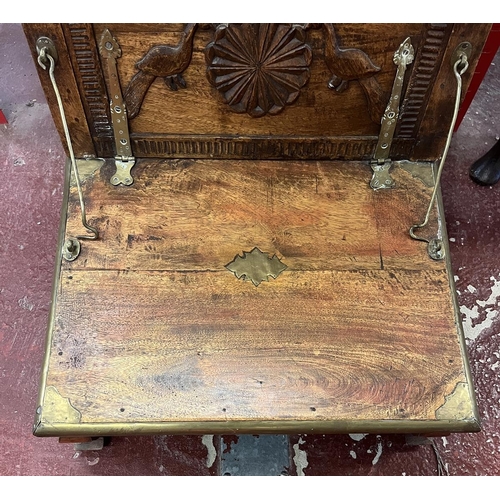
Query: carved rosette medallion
[{"left": 205, "top": 24, "right": 312, "bottom": 117}]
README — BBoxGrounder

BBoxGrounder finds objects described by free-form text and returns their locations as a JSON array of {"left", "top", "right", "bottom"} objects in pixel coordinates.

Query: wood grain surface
[
  {"left": 40, "top": 159, "right": 474, "bottom": 431},
  {"left": 49, "top": 267, "right": 461, "bottom": 423},
  {"left": 64, "top": 159, "right": 442, "bottom": 273}
]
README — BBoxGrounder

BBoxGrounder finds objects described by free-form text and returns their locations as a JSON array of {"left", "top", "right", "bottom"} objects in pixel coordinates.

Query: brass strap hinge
[
  {"left": 99, "top": 29, "right": 136, "bottom": 186},
  {"left": 370, "top": 37, "right": 414, "bottom": 190}
]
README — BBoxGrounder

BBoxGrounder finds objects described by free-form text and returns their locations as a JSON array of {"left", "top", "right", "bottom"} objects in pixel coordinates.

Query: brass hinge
[
  {"left": 370, "top": 37, "right": 414, "bottom": 190},
  {"left": 99, "top": 29, "right": 136, "bottom": 186}
]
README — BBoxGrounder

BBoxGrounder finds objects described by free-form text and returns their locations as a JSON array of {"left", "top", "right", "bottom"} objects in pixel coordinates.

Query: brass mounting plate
[
  {"left": 111, "top": 158, "right": 136, "bottom": 186},
  {"left": 370, "top": 162, "right": 394, "bottom": 190},
  {"left": 36, "top": 36, "right": 58, "bottom": 65},
  {"left": 452, "top": 42, "right": 472, "bottom": 69},
  {"left": 62, "top": 237, "right": 81, "bottom": 262}
]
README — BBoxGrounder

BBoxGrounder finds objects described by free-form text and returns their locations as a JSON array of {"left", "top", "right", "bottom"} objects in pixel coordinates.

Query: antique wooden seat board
[{"left": 23, "top": 23, "right": 490, "bottom": 437}]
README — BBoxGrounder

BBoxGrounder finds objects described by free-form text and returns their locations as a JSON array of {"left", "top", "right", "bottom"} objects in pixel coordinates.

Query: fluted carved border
[
  {"left": 129, "top": 135, "right": 414, "bottom": 160},
  {"left": 63, "top": 24, "right": 113, "bottom": 140},
  {"left": 397, "top": 24, "right": 452, "bottom": 138}
]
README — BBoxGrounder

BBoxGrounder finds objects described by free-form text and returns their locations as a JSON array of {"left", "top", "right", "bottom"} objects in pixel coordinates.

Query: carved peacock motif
[
  {"left": 323, "top": 24, "right": 386, "bottom": 123},
  {"left": 124, "top": 24, "right": 198, "bottom": 119}
]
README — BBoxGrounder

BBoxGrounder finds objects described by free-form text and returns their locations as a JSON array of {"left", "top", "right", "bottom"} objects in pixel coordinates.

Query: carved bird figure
[
  {"left": 323, "top": 23, "right": 386, "bottom": 123},
  {"left": 124, "top": 24, "right": 197, "bottom": 119}
]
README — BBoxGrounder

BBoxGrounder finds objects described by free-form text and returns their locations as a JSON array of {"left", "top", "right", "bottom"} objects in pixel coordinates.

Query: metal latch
[
  {"left": 36, "top": 37, "right": 99, "bottom": 261},
  {"left": 370, "top": 37, "right": 414, "bottom": 190},
  {"left": 99, "top": 29, "right": 136, "bottom": 186},
  {"left": 409, "top": 42, "right": 471, "bottom": 260}
]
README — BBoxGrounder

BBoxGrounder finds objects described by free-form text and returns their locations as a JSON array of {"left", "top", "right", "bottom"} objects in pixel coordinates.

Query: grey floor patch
[{"left": 221, "top": 435, "right": 289, "bottom": 476}]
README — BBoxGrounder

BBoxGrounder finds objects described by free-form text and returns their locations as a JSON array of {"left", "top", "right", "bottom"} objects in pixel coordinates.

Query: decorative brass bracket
[
  {"left": 435, "top": 382, "right": 475, "bottom": 421},
  {"left": 225, "top": 248, "right": 287, "bottom": 286},
  {"left": 33, "top": 386, "right": 82, "bottom": 435},
  {"left": 370, "top": 37, "right": 414, "bottom": 190},
  {"left": 369, "top": 162, "right": 394, "bottom": 190}
]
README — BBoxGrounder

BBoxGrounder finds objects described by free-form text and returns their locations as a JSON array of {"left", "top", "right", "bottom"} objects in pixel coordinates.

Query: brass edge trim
[
  {"left": 33, "top": 417, "right": 480, "bottom": 438},
  {"left": 34, "top": 158, "right": 71, "bottom": 435},
  {"left": 436, "top": 185, "right": 481, "bottom": 428}
]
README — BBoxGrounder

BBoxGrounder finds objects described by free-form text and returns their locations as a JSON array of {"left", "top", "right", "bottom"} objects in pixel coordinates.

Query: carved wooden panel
[
  {"left": 28, "top": 23, "right": 490, "bottom": 160},
  {"left": 98, "top": 24, "right": 400, "bottom": 142},
  {"left": 131, "top": 135, "right": 414, "bottom": 160},
  {"left": 122, "top": 23, "right": 387, "bottom": 122}
]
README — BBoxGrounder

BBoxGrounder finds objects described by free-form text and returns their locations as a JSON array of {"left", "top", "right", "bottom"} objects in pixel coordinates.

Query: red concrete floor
[{"left": 1, "top": 23, "right": 500, "bottom": 476}]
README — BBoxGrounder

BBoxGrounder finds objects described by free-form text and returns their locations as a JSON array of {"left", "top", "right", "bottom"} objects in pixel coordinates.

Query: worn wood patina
[{"left": 33, "top": 159, "right": 478, "bottom": 435}]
